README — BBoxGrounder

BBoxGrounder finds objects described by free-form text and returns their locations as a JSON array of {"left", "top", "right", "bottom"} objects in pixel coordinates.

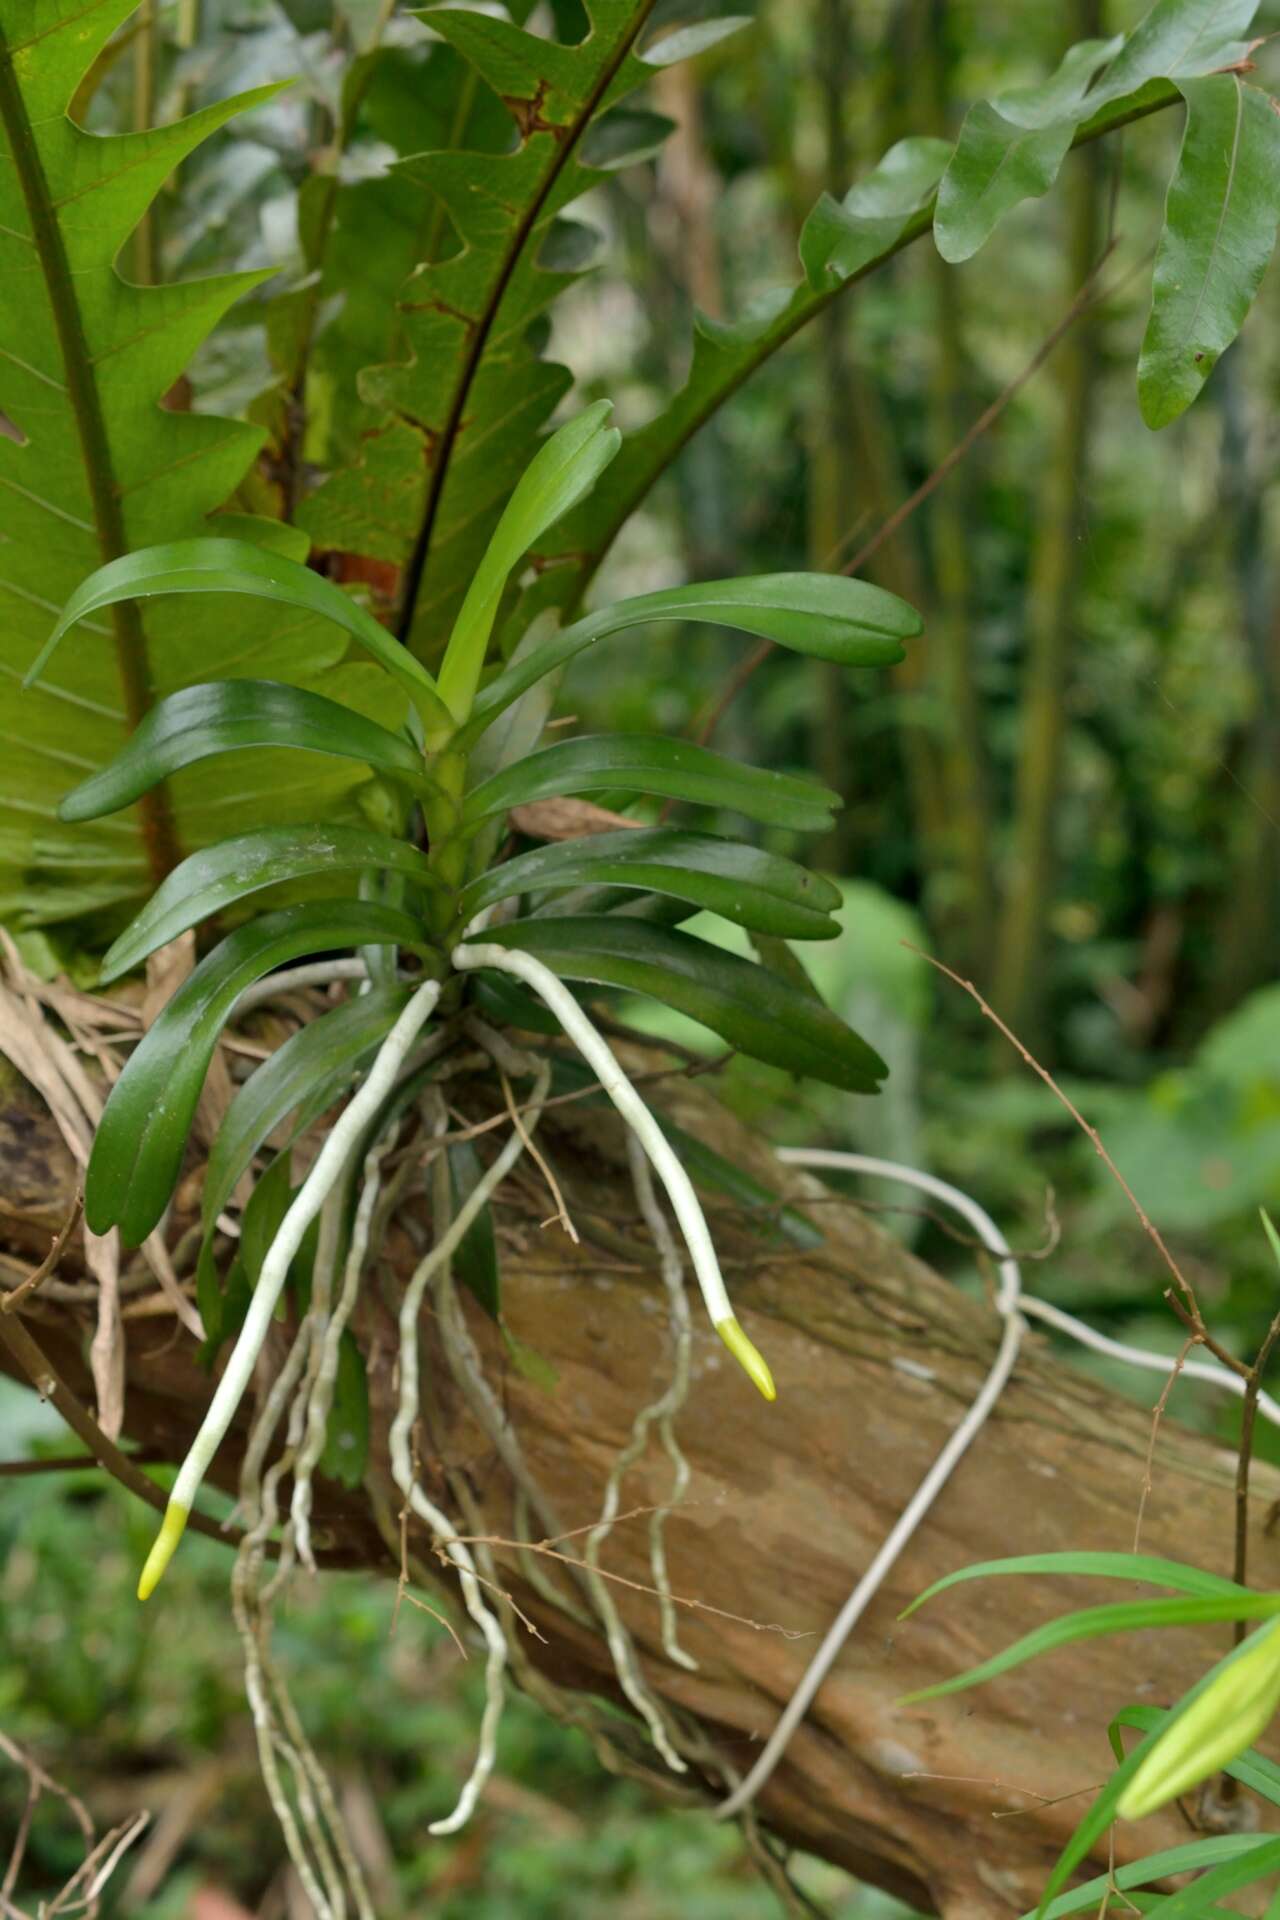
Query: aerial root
[
  {"left": 291, "top": 1115, "right": 401, "bottom": 1572},
  {"left": 451, "top": 940, "right": 775, "bottom": 1401},
  {"left": 138, "top": 977, "right": 443, "bottom": 1600},
  {"left": 388, "top": 1084, "right": 542, "bottom": 1834},
  {"left": 229, "top": 1191, "right": 375, "bottom": 1920},
  {"left": 623, "top": 1131, "right": 698, "bottom": 1673}
]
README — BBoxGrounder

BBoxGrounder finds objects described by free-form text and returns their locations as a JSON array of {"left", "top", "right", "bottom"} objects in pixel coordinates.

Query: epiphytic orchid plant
[{"left": 27, "top": 401, "right": 920, "bottom": 1597}]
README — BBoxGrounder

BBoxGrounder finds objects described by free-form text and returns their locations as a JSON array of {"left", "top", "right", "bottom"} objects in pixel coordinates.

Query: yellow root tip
[
  {"left": 716, "top": 1317, "right": 776, "bottom": 1401},
  {"left": 137, "top": 1500, "right": 190, "bottom": 1601}
]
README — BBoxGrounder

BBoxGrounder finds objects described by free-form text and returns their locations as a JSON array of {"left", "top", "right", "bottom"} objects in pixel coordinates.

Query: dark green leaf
[
  {"left": 458, "top": 829, "right": 841, "bottom": 941},
  {"left": 57, "top": 681, "right": 431, "bottom": 823},
  {"left": 470, "top": 971, "right": 566, "bottom": 1037},
  {"left": 462, "top": 737, "right": 839, "bottom": 835},
  {"left": 86, "top": 903, "right": 430, "bottom": 1245},
  {"left": 318, "top": 1334, "right": 370, "bottom": 1488},
  {"left": 240, "top": 1150, "right": 295, "bottom": 1285},
  {"left": 933, "top": 38, "right": 1121, "bottom": 263},
  {"left": 201, "top": 985, "right": 414, "bottom": 1240},
  {"left": 100, "top": 826, "right": 439, "bottom": 983},
  {"left": 25, "top": 539, "right": 450, "bottom": 729},
  {"left": 449, "top": 1142, "right": 502, "bottom": 1321},
  {"left": 463, "top": 573, "right": 918, "bottom": 745},
  {"left": 1138, "top": 76, "right": 1280, "bottom": 428},
  {"left": 1089, "top": 0, "right": 1261, "bottom": 110},
  {"left": 482, "top": 916, "right": 887, "bottom": 1093}
]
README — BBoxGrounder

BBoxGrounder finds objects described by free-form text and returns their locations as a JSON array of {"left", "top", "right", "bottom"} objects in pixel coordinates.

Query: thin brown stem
[
  {"left": 913, "top": 945, "right": 1219, "bottom": 1333},
  {"left": 1232, "top": 1308, "right": 1280, "bottom": 1636},
  {"left": 0, "top": 1187, "right": 82, "bottom": 1315},
  {"left": 692, "top": 246, "right": 1123, "bottom": 749}
]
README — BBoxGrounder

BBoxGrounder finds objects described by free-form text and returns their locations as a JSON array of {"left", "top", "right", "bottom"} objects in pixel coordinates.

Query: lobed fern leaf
[
  {"left": 0, "top": 3, "right": 401, "bottom": 930},
  {"left": 296, "top": 1, "right": 700, "bottom": 658}
]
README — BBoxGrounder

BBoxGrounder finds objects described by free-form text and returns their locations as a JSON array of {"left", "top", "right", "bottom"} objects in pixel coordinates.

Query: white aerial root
[
  {"left": 389, "top": 1099, "right": 539, "bottom": 1835},
  {"left": 714, "top": 1148, "right": 1026, "bottom": 1821},
  {"left": 610, "top": 1132, "right": 697, "bottom": 1673},
  {"left": 713, "top": 1147, "right": 1280, "bottom": 1821},
  {"left": 233, "top": 1347, "right": 353, "bottom": 1913},
  {"left": 291, "top": 1119, "right": 400, "bottom": 1571},
  {"left": 136, "top": 977, "right": 442, "bottom": 1602},
  {"left": 452, "top": 940, "right": 774, "bottom": 1401},
  {"left": 427, "top": 1053, "right": 687, "bottom": 1769},
  {"left": 229, "top": 1195, "right": 376, "bottom": 1920}
]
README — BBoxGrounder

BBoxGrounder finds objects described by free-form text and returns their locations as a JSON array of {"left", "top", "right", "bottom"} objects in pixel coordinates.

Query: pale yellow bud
[
  {"left": 715, "top": 1316, "right": 777, "bottom": 1401},
  {"left": 1118, "top": 1615, "right": 1280, "bottom": 1821}
]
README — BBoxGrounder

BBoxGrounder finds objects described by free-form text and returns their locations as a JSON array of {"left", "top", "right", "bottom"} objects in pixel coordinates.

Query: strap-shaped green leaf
[
  {"left": 24, "top": 538, "right": 451, "bottom": 730},
  {"left": 101, "top": 825, "right": 440, "bottom": 983},
  {"left": 462, "top": 736, "right": 839, "bottom": 835},
  {"left": 58, "top": 681, "right": 430, "bottom": 823},
  {"left": 459, "top": 830, "right": 842, "bottom": 941},
  {"left": 902, "top": 1592, "right": 1280, "bottom": 1706},
  {"left": 436, "top": 403, "right": 621, "bottom": 727},
  {"left": 902, "top": 1550, "right": 1246, "bottom": 1615},
  {"left": 449, "top": 1141, "right": 502, "bottom": 1320},
  {"left": 1138, "top": 75, "right": 1280, "bottom": 428},
  {"left": 1029, "top": 1618, "right": 1280, "bottom": 1918},
  {"left": 481, "top": 916, "right": 887, "bottom": 1092},
  {"left": 201, "top": 984, "right": 415, "bottom": 1242},
  {"left": 1033, "top": 1837, "right": 1279, "bottom": 1920},
  {"left": 460, "top": 571, "right": 918, "bottom": 745},
  {"left": 87, "top": 903, "right": 430, "bottom": 1244}
]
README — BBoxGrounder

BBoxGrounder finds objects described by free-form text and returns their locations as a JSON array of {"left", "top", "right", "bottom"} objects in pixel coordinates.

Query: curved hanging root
[
  {"left": 137, "top": 977, "right": 442, "bottom": 1602},
  {"left": 512, "top": 1486, "right": 596, "bottom": 1631},
  {"left": 232, "top": 1360, "right": 346, "bottom": 1910},
  {"left": 230, "top": 1213, "right": 375, "bottom": 1920},
  {"left": 714, "top": 1150, "right": 1027, "bottom": 1821},
  {"left": 434, "top": 1026, "right": 695, "bottom": 1764},
  {"left": 452, "top": 941, "right": 775, "bottom": 1401},
  {"left": 622, "top": 1131, "right": 698, "bottom": 1672},
  {"left": 389, "top": 1103, "right": 540, "bottom": 1835},
  {"left": 291, "top": 1119, "right": 400, "bottom": 1572}
]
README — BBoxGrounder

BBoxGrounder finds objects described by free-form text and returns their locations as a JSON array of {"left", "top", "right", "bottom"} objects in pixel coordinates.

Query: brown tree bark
[{"left": 3, "top": 1062, "right": 1278, "bottom": 1918}]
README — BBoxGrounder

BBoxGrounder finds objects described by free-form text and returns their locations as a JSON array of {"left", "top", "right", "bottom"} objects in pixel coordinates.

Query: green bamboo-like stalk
[
  {"left": 917, "top": 0, "right": 996, "bottom": 976},
  {"left": 808, "top": 0, "right": 860, "bottom": 875},
  {"left": 993, "top": 0, "right": 1108, "bottom": 1047},
  {"left": 1198, "top": 343, "right": 1280, "bottom": 1022}
]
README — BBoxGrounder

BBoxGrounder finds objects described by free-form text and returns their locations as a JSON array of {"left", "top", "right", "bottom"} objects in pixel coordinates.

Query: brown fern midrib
[
  {"left": 395, "top": 0, "right": 658, "bottom": 648},
  {"left": 0, "top": 23, "right": 181, "bottom": 886}
]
